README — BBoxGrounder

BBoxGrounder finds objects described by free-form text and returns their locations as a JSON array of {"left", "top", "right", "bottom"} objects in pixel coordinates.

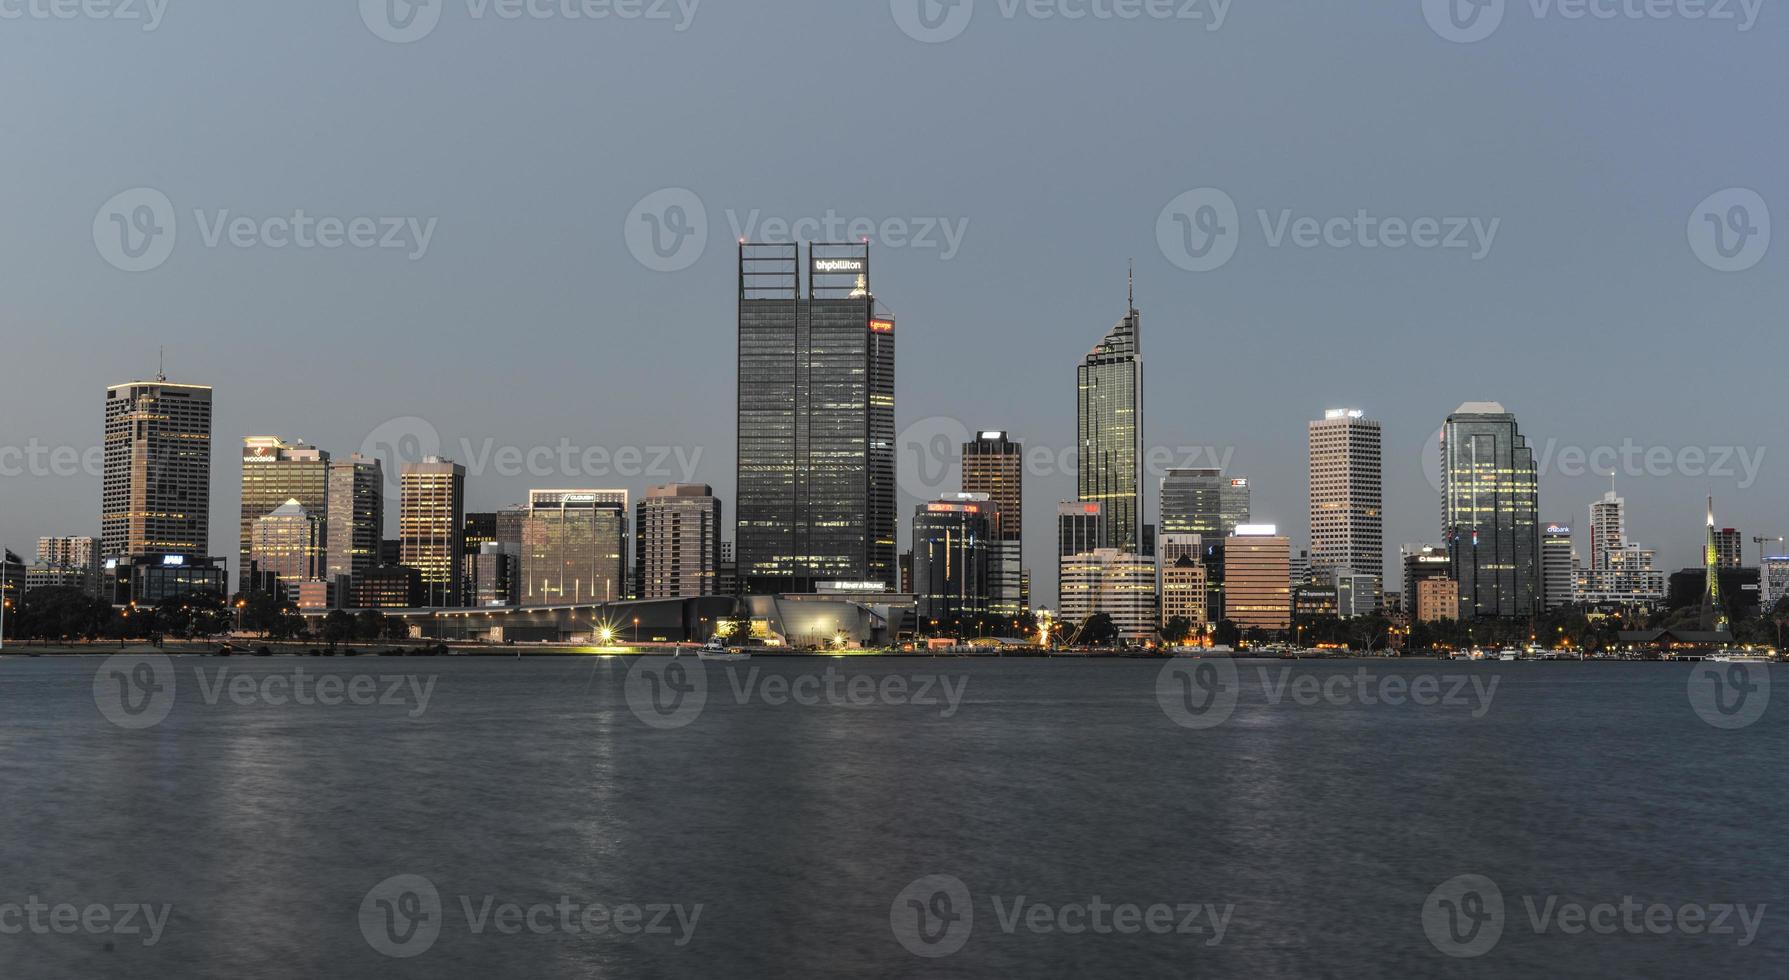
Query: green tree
[
  {"left": 1078, "top": 613, "right": 1119, "bottom": 647},
  {"left": 354, "top": 610, "right": 386, "bottom": 641},
  {"left": 1160, "top": 616, "right": 1194, "bottom": 645},
  {"left": 322, "top": 609, "right": 355, "bottom": 649}
]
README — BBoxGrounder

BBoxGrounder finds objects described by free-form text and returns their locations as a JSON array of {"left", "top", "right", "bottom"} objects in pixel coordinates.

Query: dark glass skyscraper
[
  {"left": 1160, "top": 468, "right": 1250, "bottom": 540},
  {"left": 1441, "top": 402, "right": 1540, "bottom": 619},
  {"left": 1077, "top": 280, "right": 1143, "bottom": 554},
  {"left": 737, "top": 243, "right": 896, "bottom": 594}
]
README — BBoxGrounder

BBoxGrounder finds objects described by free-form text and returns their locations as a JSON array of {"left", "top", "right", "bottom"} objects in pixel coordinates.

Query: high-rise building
[
  {"left": 1440, "top": 402, "right": 1540, "bottom": 619},
  {"left": 637, "top": 484, "right": 722, "bottom": 599},
  {"left": 1576, "top": 485, "right": 1665, "bottom": 605},
  {"left": 1160, "top": 555, "right": 1209, "bottom": 634},
  {"left": 520, "top": 489, "right": 627, "bottom": 606},
  {"left": 1058, "top": 501, "right": 1105, "bottom": 568},
  {"left": 912, "top": 495, "right": 996, "bottom": 631},
  {"left": 1160, "top": 468, "right": 1250, "bottom": 540},
  {"left": 399, "top": 457, "right": 466, "bottom": 607},
  {"left": 469, "top": 542, "right": 519, "bottom": 607},
  {"left": 1715, "top": 528, "right": 1744, "bottom": 570},
  {"left": 326, "top": 454, "right": 384, "bottom": 584},
  {"left": 963, "top": 431, "right": 1026, "bottom": 618},
  {"left": 736, "top": 242, "right": 895, "bottom": 594},
  {"left": 102, "top": 378, "right": 213, "bottom": 561},
  {"left": 1077, "top": 275, "right": 1144, "bottom": 554},
  {"left": 249, "top": 499, "right": 324, "bottom": 600},
  {"left": 240, "top": 437, "right": 330, "bottom": 591},
  {"left": 1223, "top": 526, "right": 1292, "bottom": 632},
  {"left": 1335, "top": 572, "right": 1383, "bottom": 618},
  {"left": 1402, "top": 543, "right": 1451, "bottom": 591},
  {"left": 1308, "top": 409, "right": 1384, "bottom": 581},
  {"left": 1058, "top": 548, "right": 1157, "bottom": 642},
  {"left": 1588, "top": 489, "right": 1625, "bottom": 574},
  {"left": 1541, "top": 523, "right": 1576, "bottom": 610},
  {"left": 1761, "top": 556, "right": 1789, "bottom": 611},
  {"left": 35, "top": 536, "right": 102, "bottom": 598},
  {"left": 1415, "top": 578, "right": 1459, "bottom": 624}
]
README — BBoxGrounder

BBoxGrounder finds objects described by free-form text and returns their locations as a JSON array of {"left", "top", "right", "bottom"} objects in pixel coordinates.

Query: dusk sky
[{"left": 2, "top": 1, "right": 1784, "bottom": 603}]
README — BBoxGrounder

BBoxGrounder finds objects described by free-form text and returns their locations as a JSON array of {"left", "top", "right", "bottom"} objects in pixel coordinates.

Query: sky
[{"left": 1, "top": 1, "right": 1785, "bottom": 604}]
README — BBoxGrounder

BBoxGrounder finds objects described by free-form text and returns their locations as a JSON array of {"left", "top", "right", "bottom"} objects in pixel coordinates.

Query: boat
[
  {"left": 1709, "top": 651, "right": 1772, "bottom": 663},
  {"left": 1497, "top": 650, "right": 1520, "bottom": 662},
  {"left": 696, "top": 637, "right": 751, "bottom": 662},
  {"left": 1172, "top": 645, "right": 1235, "bottom": 658}
]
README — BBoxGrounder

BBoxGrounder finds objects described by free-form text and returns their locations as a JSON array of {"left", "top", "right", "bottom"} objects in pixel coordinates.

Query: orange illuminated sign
[{"left": 870, "top": 319, "right": 894, "bottom": 333}]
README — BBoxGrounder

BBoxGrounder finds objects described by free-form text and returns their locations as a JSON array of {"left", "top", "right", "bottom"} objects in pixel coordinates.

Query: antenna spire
[
  {"left": 157, "top": 346, "right": 165, "bottom": 382},
  {"left": 1127, "top": 259, "right": 1135, "bottom": 311}
]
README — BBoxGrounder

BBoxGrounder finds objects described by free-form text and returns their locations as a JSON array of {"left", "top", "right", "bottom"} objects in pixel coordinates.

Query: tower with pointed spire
[
  {"left": 1076, "top": 266, "right": 1144, "bottom": 554},
  {"left": 1701, "top": 495, "right": 1730, "bottom": 634}
]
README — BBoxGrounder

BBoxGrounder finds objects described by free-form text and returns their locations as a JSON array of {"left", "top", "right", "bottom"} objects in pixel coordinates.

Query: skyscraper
[
  {"left": 240, "top": 437, "right": 330, "bottom": 590},
  {"left": 736, "top": 242, "right": 895, "bottom": 593},
  {"left": 326, "top": 454, "right": 384, "bottom": 583},
  {"left": 521, "top": 489, "right": 627, "bottom": 605},
  {"left": 102, "top": 378, "right": 213, "bottom": 561},
  {"left": 34, "top": 536, "right": 103, "bottom": 598},
  {"left": 1588, "top": 488, "right": 1625, "bottom": 574},
  {"left": 249, "top": 499, "right": 324, "bottom": 600},
  {"left": 1714, "top": 528, "right": 1744, "bottom": 570},
  {"left": 1223, "top": 526, "right": 1292, "bottom": 632},
  {"left": 1541, "top": 523, "right": 1576, "bottom": 611},
  {"left": 963, "top": 431, "right": 1026, "bottom": 617},
  {"left": 912, "top": 495, "right": 996, "bottom": 631},
  {"left": 1058, "top": 501, "right": 1105, "bottom": 558},
  {"left": 1307, "top": 409, "right": 1384, "bottom": 581},
  {"left": 1077, "top": 272, "right": 1143, "bottom": 553},
  {"left": 1440, "top": 402, "right": 1540, "bottom": 619},
  {"left": 636, "top": 484, "right": 722, "bottom": 599},
  {"left": 399, "top": 457, "right": 466, "bottom": 607},
  {"left": 1160, "top": 469, "right": 1249, "bottom": 540}
]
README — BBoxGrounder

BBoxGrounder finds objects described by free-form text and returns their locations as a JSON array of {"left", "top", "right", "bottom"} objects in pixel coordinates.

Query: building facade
[
  {"left": 103, "top": 379, "right": 213, "bottom": 562},
  {"left": 1415, "top": 578, "right": 1460, "bottom": 623},
  {"left": 325, "top": 454, "right": 384, "bottom": 585},
  {"left": 239, "top": 437, "right": 329, "bottom": 591},
  {"left": 1058, "top": 548, "right": 1156, "bottom": 642},
  {"left": 521, "top": 489, "right": 627, "bottom": 606},
  {"left": 637, "top": 484, "right": 722, "bottom": 599},
  {"left": 1308, "top": 409, "right": 1385, "bottom": 583},
  {"left": 1223, "top": 528, "right": 1292, "bottom": 632},
  {"left": 963, "top": 430, "right": 1027, "bottom": 618},
  {"left": 736, "top": 242, "right": 895, "bottom": 594},
  {"left": 249, "top": 499, "right": 325, "bottom": 600},
  {"left": 1077, "top": 280, "right": 1144, "bottom": 554},
  {"left": 1440, "top": 402, "right": 1540, "bottom": 619},
  {"left": 1160, "top": 556, "right": 1209, "bottom": 634},
  {"left": 911, "top": 496, "right": 996, "bottom": 631},
  {"left": 399, "top": 457, "right": 466, "bottom": 607},
  {"left": 34, "top": 536, "right": 102, "bottom": 598},
  {"left": 1541, "top": 523, "right": 1576, "bottom": 611}
]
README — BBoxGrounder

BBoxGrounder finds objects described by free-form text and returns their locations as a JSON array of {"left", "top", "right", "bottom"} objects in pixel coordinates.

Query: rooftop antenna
[
  {"left": 157, "top": 346, "right": 166, "bottom": 382},
  {"left": 1127, "top": 259, "right": 1135, "bottom": 312}
]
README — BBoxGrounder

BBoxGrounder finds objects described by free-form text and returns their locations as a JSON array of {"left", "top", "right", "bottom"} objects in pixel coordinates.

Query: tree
[
  {"left": 1160, "top": 617, "right": 1195, "bottom": 645},
  {"left": 15, "top": 587, "right": 113, "bottom": 641},
  {"left": 1212, "top": 619, "right": 1241, "bottom": 649},
  {"left": 384, "top": 616, "right": 411, "bottom": 641},
  {"left": 155, "top": 592, "right": 230, "bottom": 640},
  {"left": 1078, "top": 613, "right": 1119, "bottom": 647},
  {"left": 322, "top": 609, "right": 355, "bottom": 649},
  {"left": 354, "top": 610, "right": 386, "bottom": 641}
]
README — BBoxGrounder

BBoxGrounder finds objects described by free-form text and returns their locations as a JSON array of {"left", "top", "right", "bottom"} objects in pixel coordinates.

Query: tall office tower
[
  {"left": 1058, "top": 501, "right": 1105, "bottom": 557},
  {"left": 736, "top": 242, "right": 895, "bottom": 594},
  {"left": 102, "top": 378, "right": 213, "bottom": 561},
  {"left": 520, "top": 490, "right": 627, "bottom": 606},
  {"left": 1158, "top": 533, "right": 1203, "bottom": 566},
  {"left": 1541, "top": 523, "right": 1576, "bottom": 610},
  {"left": 1308, "top": 409, "right": 1384, "bottom": 580},
  {"left": 1402, "top": 542, "right": 1451, "bottom": 591},
  {"left": 461, "top": 511, "right": 498, "bottom": 601},
  {"left": 326, "top": 454, "right": 384, "bottom": 582},
  {"left": 1701, "top": 497, "right": 1730, "bottom": 633},
  {"left": 470, "top": 542, "right": 519, "bottom": 607},
  {"left": 1077, "top": 272, "right": 1144, "bottom": 553},
  {"left": 1440, "top": 402, "right": 1540, "bottom": 619},
  {"left": 35, "top": 536, "right": 102, "bottom": 596},
  {"left": 1160, "top": 468, "right": 1250, "bottom": 539},
  {"left": 963, "top": 431, "right": 1025, "bottom": 618},
  {"left": 637, "top": 484, "right": 722, "bottom": 599},
  {"left": 249, "top": 499, "right": 324, "bottom": 600},
  {"left": 494, "top": 505, "right": 529, "bottom": 549},
  {"left": 1588, "top": 488, "right": 1625, "bottom": 573},
  {"left": 240, "top": 437, "right": 330, "bottom": 590},
  {"left": 399, "top": 457, "right": 466, "bottom": 607},
  {"left": 1058, "top": 549, "right": 1157, "bottom": 641},
  {"left": 912, "top": 496, "right": 996, "bottom": 631},
  {"left": 1160, "top": 556, "right": 1209, "bottom": 633},
  {"left": 1224, "top": 526, "right": 1293, "bottom": 632},
  {"left": 1714, "top": 528, "right": 1744, "bottom": 570}
]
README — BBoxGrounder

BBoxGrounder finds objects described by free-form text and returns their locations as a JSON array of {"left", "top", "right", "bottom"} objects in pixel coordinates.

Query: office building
[
  {"left": 249, "top": 499, "right": 324, "bottom": 600},
  {"left": 1308, "top": 409, "right": 1384, "bottom": 581},
  {"left": 1077, "top": 273, "right": 1144, "bottom": 553},
  {"left": 736, "top": 242, "right": 896, "bottom": 593},
  {"left": 1058, "top": 548, "right": 1157, "bottom": 642},
  {"left": 521, "top": 489, "right": 627, "bottom": 606},
  {"left": 469, "top": 542, "right": 519, "bottom": 607},
  {"left": 1541, "top": 524, "right": 1576, "bottom": 610},
  {"left": 1223, "top": 526, "right": 1292, "bottom": 632},
  {"left": 964, "top": 430, "right": 1027, "bottom": 617},
  {"left": 1335, "top": 571, "right": 1382, "bottom": 618},
  {"left": 912, "top": 495, "right": 996, "bottom": 631},
  {"left": 1761, "top": 556, "right": 1789, "bottom": 611},
  {"left": 1715, "top": 528, "right": 1744, "bottom": 570},
  {"left": 102, "top": 378, "right": 212, "bottom": 561},
  {"left": 350, "top": 565, "right": 424, "bottom": 610},
  {"left": 239, "top": 438, "right": 329, "bottom": 591},
  {"left": 637, "top": 484, "right": 722, "bottom": 599},
  {"left": 399, "top": 457, "right": 466, "bottom": 607},
  {"left": 1160, "top": 556, "right": 1209, "bottom": 634},
  {"left": 1058, "top": 501, "right": 1105, "bottom": 557},
  {"left": 325, "top": 454, "right": 384, "bottom": 583},
  {"left": 1415, "top": 578, "right": 1459, "bottom": 623},
  {"left": 35, "top": 536, "right": 102, "bottom": 598},
  {"left": 1440, "top": 402, "right": 1540, "bottom": 619}
]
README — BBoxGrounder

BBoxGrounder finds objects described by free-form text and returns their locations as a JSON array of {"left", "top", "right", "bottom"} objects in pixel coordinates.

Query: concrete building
[
  {"left": 636, "top": 484, "right": 722, "bottom": 599},
  {"left": 103, "top": 378, "right": 212, "bottom": 561},
  {"left": 1715, "top": 528, "right": 1744, "bottom": 570},
  {"left": 470, "top": 542, "right": 519, "bottom": 607},
  {"left": 963, "top": 430, "right": 1027, "bottom": 618},
  {"left": 1059, "top": 548, "right": 1156, "bottom": 642},
  {"left": 1308, "top": 409, "right": 1384, "bottom": 582},
  {"left": 325, "top": 454, "right": 384, "bottom": 585},
  {"left": 1335, "top": 571, "right": 1383, "bottom": 618},
  {"left": 240, "top": 438, "right": 329, "bottom": 591},
  {"left": 521, "top": 490, "right": 627, "bottom": 606},
  {"left": 1057, "top": 501, "right": 1106, "bottom": 559},
  {"left": 1415, "top": 578, "right": 1460, "bottom": 623},
  {"left": 1761, "top": 556, "right": 1789, "bottom": 611},
  {"left": 399, "top": 458, "right": 466, "bottom": 607},
  {"left": 1541, "top": 523, "right": 1576, "bottom": 611},
  {"left": 34, "top": 536, "right": 103, "bottom": 598},
  {"left": 1160, "top": 555, "right": 1208, "bottom": 634},
  {"left": 1223, "top": 527, "right": 1292, "bottom": 632}
]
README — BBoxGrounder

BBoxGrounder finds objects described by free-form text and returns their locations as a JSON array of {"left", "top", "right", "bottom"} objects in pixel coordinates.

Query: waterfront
[{"left": 1, "top": 657, "right": 1783, "bottom": 978}]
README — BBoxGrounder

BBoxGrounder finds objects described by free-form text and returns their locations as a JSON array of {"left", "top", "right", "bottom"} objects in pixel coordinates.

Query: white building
[
  {"left": 1059, "top": 549, "right": 1157, "bottom": 642},
  {"left": 1308, "top": 409, "right": 1384, "bottom": 582}
]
